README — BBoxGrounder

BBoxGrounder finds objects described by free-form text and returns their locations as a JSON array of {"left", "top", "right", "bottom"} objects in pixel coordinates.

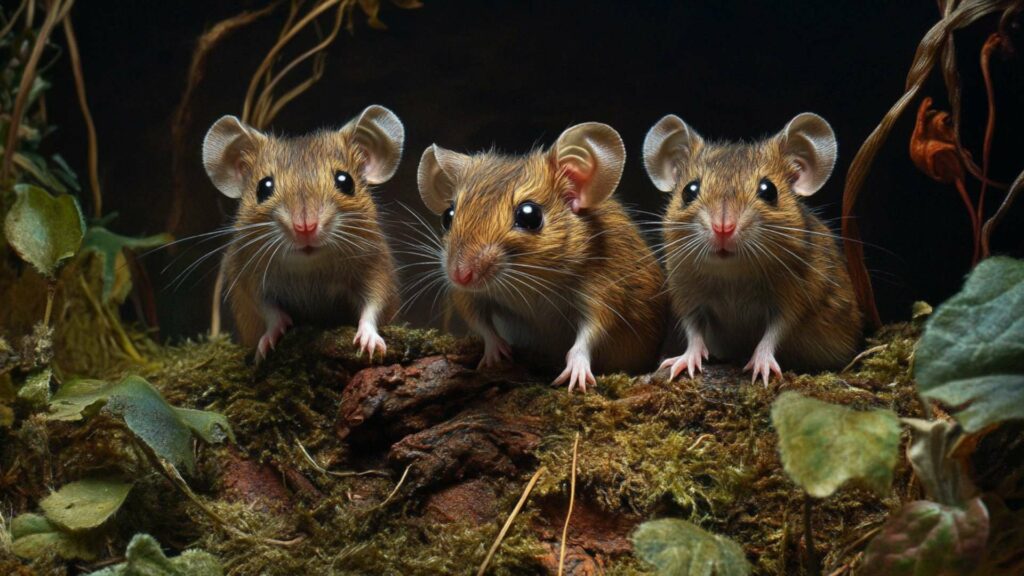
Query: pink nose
[
  {"left": 293, "top": 218, "right": 318, "bottom": 239},
  {"left": 712, "top": 220, "right": 736, "bottom": 239},
  {"left": 452, "top": 266, "right": 475, "bottom": 286}
]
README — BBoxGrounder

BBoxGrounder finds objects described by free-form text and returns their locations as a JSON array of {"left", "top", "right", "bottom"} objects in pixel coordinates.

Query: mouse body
[
  {"left": 202, "top": 105, "right": 403, "bottom": 361},
  {"left": 642, "top": 112, "right": 862, "bottom": 384},
  {"left": 417, "top": 123, "right": 667, "bottom": 392}
]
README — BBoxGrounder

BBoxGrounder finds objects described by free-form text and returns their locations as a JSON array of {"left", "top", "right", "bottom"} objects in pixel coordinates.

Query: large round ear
[
  {"left": 551, "top": 122, "right": 625, "bottom": 213},
  {"left": 202, "top": 115, "right": 265, "bottom": 199},
  {"left": 417, "top": 144, "right": 468, "bottom": 214},
  {"left": 642, "top": 114, "right": 703, "bottom": 193},
  {"left": 341, "top": 104, "right": 405, "bottom": 185},
  {"left": 777, "top": 112, "right": 837, "bottom": 197}
]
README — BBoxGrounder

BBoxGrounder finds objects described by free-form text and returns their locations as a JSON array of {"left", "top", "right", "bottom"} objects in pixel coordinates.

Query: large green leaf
[
  {"left": 40, "top": 478, "right": 132, "bottom": 531},
  {"left": 3, "top": 184, "right": 85, "bottom": 277},
  {"left": 632, "top": 518, "right": 751, "bottom": 576},
  {"left": 915, "top": 257, "right": 1024, "bottom": 432},
  {"left": 862, "top": 498, "right": 989, "bottom": 576},
  {"left": 771, "top": 392, "right": 901, "bottom": 498},
  {"left": 48, "top": 375, "right": 234, "bottom": 474},
  {"left": 87, "top": 533, "right": 223, "bottom": 576},
  {"left": 82, "top": 226, "right": 171, "bottom": 302},
  {"left": 10, "top": 513, "right": 97, "bottom": 561}
]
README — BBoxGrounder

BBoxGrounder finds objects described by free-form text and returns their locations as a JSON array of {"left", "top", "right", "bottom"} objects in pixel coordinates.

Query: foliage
[
  {"left": 10, "top": 513, "right": 98, "bottom": 562},
  {"left": 770, "top": 391, "right": 901, "bottom": 498},
  {"left": 3, "top": 184, "right": 84, "bottom": 278},
  {"left": 632, "top": 518, "right": 751, "bottom": 576},
  {"left": 88, "top": 534, "right": 222, "bottom": 576},
  {"left": 48, "top": 375, "right": 234, "bottom": 474},
  {"left": 915, "top": 257, "right": 1024, "bottom": 432},
  {"left": 39, "top": 478, "right": 133, "bottom": 531},
  {"left": 81, "top": 226, "right": 171, "bottom": 302}
]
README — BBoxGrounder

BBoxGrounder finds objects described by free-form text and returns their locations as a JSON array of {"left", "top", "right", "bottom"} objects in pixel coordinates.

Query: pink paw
[
  {"left": 353, "top": 322, "right": 387, "bottom": 362},
  {"left": 744, "top": 348, "right": 782, "bottom": 386},
  {"left": 256, "top": 312, "right": 293, "bottom": 362},
  {"left": 477, "top": 335, "right": 513, "bottom": 370},
  {"left": 660, "top": 342, "right": 709, "bottom": 381},
  {"left": 553, "top": 349, "right": 595, "bottom": 393}
]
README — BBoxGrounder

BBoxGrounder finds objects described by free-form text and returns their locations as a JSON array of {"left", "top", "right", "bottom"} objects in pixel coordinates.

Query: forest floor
[{"left": 1, "top": 320, "right": 926, "bottom": 575}]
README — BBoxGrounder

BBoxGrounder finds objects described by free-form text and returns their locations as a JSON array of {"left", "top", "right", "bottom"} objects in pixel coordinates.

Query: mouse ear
[
  {"left": 418, "top": 144, "right": 468, "bottom": 214},
  {"left": 551, "top": 122, "right": 625, "bottom": 213},
  {"left": 642, "top": 114, "right": 703, "bottom": 193},
  {"left": 342, "top": 105, "right": 404, "bottom": 185},
  {"left": 778, "top": 112, "right": 837, "bottom": 197},
  {"left": 202, "top": 115, "right": 266, "bottom": 199}
]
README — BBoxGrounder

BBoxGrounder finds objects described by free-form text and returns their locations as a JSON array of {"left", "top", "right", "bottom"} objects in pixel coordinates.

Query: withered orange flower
[{"left": 910, "top": 97, "right": 965, "bottom": 184}]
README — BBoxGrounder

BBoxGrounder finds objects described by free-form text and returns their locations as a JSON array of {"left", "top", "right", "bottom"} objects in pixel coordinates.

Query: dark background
[{"left": 43, "top": 0, "right": 1024, "bottom": 340}]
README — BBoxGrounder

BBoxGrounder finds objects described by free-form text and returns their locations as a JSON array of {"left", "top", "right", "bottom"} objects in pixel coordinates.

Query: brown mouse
[
  {"left": 201, "top": 104, "right": 403, "bottom": 361},
  {"left": 642, "top": 112, "right": 862, "bottom": 384},
  {"left": 416, "top": 122, "right": 667, "bottom": 392}
]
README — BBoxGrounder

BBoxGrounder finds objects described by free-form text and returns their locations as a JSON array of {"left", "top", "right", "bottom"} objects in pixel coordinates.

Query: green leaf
[
  {"left": 632, "top": 518, "right": 751, "bottom": 576},
  {"left": 16, "top": 366, "right": 51, "bottom": 408},
  {"left": 39, "top": 478, "right": 132, "bottom": 531},
  {"left": 915, "top": 257, "right": 1024, "bottom": 432},
  {"left": 3, "top": 184, "right": 85, "bottom": 277},
  {"left": 902, "top": 418, "right": 972, "bottom": 507},
  {"left": 11, "top": 513, "right": 98, "bottom": 561},
  {"left": 48, "top": 375, "right": 233, "bottom": 474},
  {"left": 82, "top": 227, "right": 171, "bottom": 303},
  {"left": 862, "top": 498, "right": 989, "bottom": 576},
  {"left": 87, "top": 533, "right": 223, "bottom": 576},
  {"left": 771, "top": 392, "right": 901, "bottom": 498}
]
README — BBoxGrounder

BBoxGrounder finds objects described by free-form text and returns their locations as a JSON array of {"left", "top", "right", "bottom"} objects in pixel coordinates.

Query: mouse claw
[
  {"left": 744, "top": 350, "right": 782, "bottom": 387},
  {"left": 553, "top": 348, "right": 596, "bottom": 394},
  {"left": 478, "top": 334, "right": 512, "bottom": 370},
  {"left": 256, "top": 310, "right": 292, "bottom": 363},
  {"left": 353, "top": 323, "right": 387, "bottom": 363},
  {"left": 660, "top": 341, "right": 708, "bottom": 381}
]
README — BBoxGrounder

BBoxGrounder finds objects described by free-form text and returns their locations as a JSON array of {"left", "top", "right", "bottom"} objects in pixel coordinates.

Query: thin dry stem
[
  {"left": 557, "top": 433, "right": 580, "bottom": 576},
  {"left": 62, "top": 14, "right": 102, "bottom": 217},
  {"left": 477, "top": 466, "right": 547, "bottom": 576}
]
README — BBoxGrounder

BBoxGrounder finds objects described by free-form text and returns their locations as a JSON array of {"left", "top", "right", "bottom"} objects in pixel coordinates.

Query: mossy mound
[{"left": 2, "top": 322, "right": 929, "bottom": 575}]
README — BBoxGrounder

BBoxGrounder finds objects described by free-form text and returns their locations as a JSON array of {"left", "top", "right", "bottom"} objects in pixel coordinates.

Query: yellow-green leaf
[
  {"left": 3, "top": 184, "right": 85, "bottom": 277},
  {"left": 11, "top": 513, "right": 98, "bottom": 561},
  {"left": 40, "top": 478, "right": 132, "bottom": 531},
  {"left": 632, "top": 518, "right": 751, "bottom": 576}
]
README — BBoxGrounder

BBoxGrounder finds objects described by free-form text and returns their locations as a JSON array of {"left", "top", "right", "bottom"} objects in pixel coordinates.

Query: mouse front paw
[
  {"left": 744, "top": 347, "right": 782, "bottom": 387},
  {"left": 353, "top": 322, "right": 387, "bottom": 362},
  {"left": 553, "top": 347, "right": 596, "bottom": 394},
  {"left": 256, "top": 311, "right": 293, "bottom": 363},
  {"left": 660, "top": 342, "right": 709, "bottom": 381},
  {"left": 478, "top": 334, "right": 513, "bottom": 370}
]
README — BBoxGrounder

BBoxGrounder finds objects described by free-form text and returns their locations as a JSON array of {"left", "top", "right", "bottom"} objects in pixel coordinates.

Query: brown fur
[
  {"left": 225, "top": 128, "right": 398, "bottom": 347},
  {"left": 662, "top": 137, "right": 861, "bottom": 369},
  {"left": 443, "top": 151, "right": 667, "bottom": 373}
]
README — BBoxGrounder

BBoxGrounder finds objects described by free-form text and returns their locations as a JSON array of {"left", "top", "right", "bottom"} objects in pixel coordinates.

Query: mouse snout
[
  {"left": 711, "top": 219, "right": 736, "bottom": 240},
  {"left": 286, "top": 206, "right": 322, "bottom": 248},
  {"left": 448, "top": 245, "right": 500, "bottom": 289},
  {"left": 707, "top": 208, "right": 739, "bottom": 254}
]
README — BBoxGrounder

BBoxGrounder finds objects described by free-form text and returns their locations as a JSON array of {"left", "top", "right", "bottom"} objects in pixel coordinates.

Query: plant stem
[
  {"left": 43, "top": 279, "right": 56, "bottom": 326},
  {"left": 63, "top": 14, "right": 103, "bottom": 218},
  {"left": 977, "top": 32, "right": 1002, "bottom": 259},
  {"left": 954, "top": 178, "right": 980, "bottom": 265},
  {"left": 804, "top": 494, "right": 821, "bottom": 576}
]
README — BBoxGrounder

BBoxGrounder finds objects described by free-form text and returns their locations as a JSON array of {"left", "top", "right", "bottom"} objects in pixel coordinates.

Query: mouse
[
  {"left": 642, "top": 112, "right": 862, "bottom": 385},
  {"left": 416, "top": 122, "right": 667, "bottom": 392},
  {"left": 201, "top": 104, "right": 403, "bottom": 362}
]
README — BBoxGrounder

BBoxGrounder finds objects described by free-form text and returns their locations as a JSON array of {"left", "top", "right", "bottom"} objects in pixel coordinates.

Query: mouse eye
[
  {"left": 757, "top": 178, "right": 778, "bottom": 205},
  {"left": 334, "top": 171, "right": 354, "bottom": 195},
  {"left": 682, "top": 180, "right": 700, "bottom": 204},
  {"left": 513, "top": 201, "right": 543, "bottom": 232},
  {"left": 441, "top": 203, "right": 455, "bottom": 231},
  {"left": 257, "top": 176, "right": 274, "bottom": 203}
]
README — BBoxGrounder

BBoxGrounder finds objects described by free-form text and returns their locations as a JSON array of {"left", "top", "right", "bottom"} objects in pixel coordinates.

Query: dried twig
[
  {"left": 295, "top": 439, "right": 389, "bottom": 477},
  {"left": 982, "top": 169, "right": 1024, "bottom": 254},
  {"left": 477, "top": 466, "right": 547, "bottom": 576},
  {"left": 62, "top": 14, "right": 101, "bottom": 217},
  {"left": 557, "top": 433, "right": 580, "bottom": 576}
]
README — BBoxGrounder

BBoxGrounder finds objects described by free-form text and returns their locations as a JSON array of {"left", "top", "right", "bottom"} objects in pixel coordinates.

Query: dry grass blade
[
  {"left": 982, "top": 169, "right": 1024, "bottom": 254},
  {"left": 840, "top": 0, "right": 1015, "bottom": 329},
  {"left": 372, "top": 463, "right": 412, "bottom": 510},
  {"left": 557, "top": 433, "right": 580, "bottom": 576},
  {"left": 167, "top": 1, "right": 281, "bottom": 235},
  {"left": 62, "top": 15, "right": 102, "bottom": 217},
  {"left": 477, "top": 466, "right": 547, "bottom": 576},
  {"left": 295, "top": 438, "right": 389, "bottom": 477},
  {"left": 0, "top": 0, "right": 29, "bottom": 39}
]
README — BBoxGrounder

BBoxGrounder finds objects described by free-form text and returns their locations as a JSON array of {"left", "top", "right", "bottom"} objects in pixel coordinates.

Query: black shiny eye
[
  {"left": 257, "top": 176, "right": 274, "bottom": 203},
  {"left": 757, "top": 178, "right": 778, "bottom": 205},
  {"left": 682, "top": 180, "right": 700, "bottom": 204},
  {"left": 441, "top": 203, "right": 454, "bottom": 231},
  {"left": 334, "top": 170, "right": 354, "bottom": 195},
  {"left": 513, "top": 201, "right": 543, "bottom": 231}
]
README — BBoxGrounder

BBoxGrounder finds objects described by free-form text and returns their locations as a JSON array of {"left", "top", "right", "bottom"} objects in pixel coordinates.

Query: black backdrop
[{"left": 43, "top": 0, "right": 1024, "bottom": 339}]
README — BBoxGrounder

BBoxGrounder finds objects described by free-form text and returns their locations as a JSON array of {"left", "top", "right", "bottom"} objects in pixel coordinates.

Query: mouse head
[
  {"left": 202, "top": 104, "right": 404, "bottom": 258},
  {"left": 417, "top": 122, "right": 625, "bottom": 293},
  {"left": 643, "top": 112, "right": 836, "bottom": 271}
]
